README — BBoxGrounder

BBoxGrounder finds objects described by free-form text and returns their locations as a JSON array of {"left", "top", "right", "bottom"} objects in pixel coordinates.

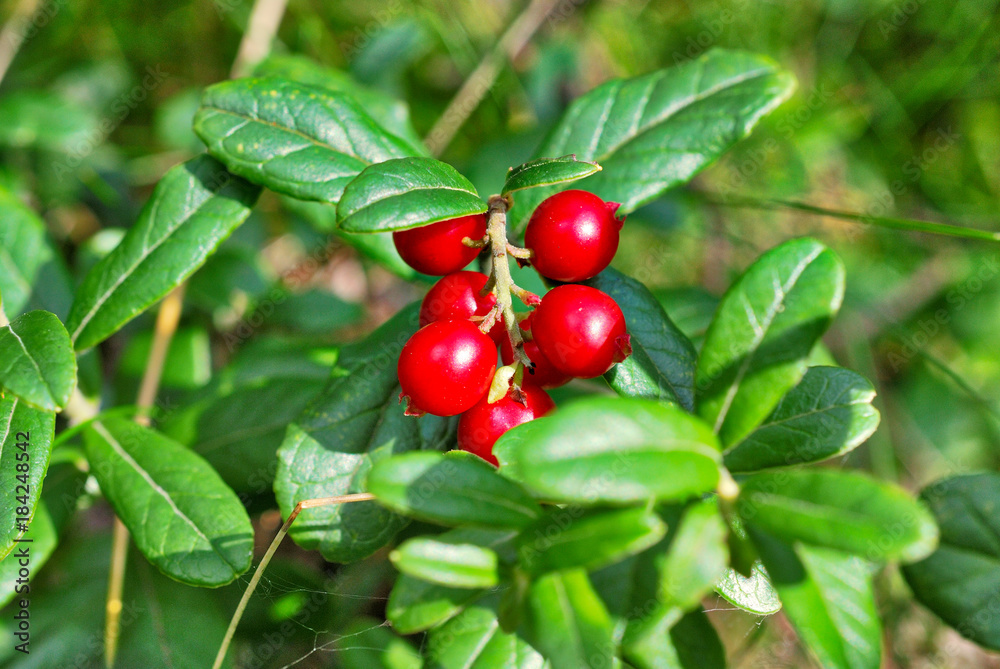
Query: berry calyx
[
  {"left": 457, "top": 385, "right": 555, "bottom": 465},
  {"left": 531, "top": 284, "right": 631, "bottom": 378},
  {"left": 392, "top": 214, "right": 488, "bottom": 275},
  {"left": 499, "top": 314, "right": 572, "bottom": 388},
  {"left": 524, "top": 190, "right": 624, "bottom": 282},
  {"left": 397, "top": 320, "right": 496, "bottom": 417},
  {"left": 419, "top": 271, "right": 503, "bottom": 343}
]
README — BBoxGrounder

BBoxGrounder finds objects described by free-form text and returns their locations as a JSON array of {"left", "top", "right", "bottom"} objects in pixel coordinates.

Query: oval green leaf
[
  {"left": 337, "top": 157, "right": 486, "bottom": 233},
  {"left": 66, "top": 155, "right": 260, "bottom": 351},
  {"left": 0, "top": 310, "right": 76, "bottom": 411},
  {"left": 426, "top": 596, "right": 545, "bottom": 669},
  {"left": 724, "top": 366, "right": 880, "bottom": 472},
  {"left": 697, "top": 237, "right": 845, "bottom": 447},
  {"left": 193, "top": 77, "right": 421, "bottom": 203},
  {"left": 387, "top": 574, "right": 486, "bottom": 634},
  {"left": 494, "top": 397, "right": 720, "bottom": 505},
  {"left": 502, "top": 155, "right": 601, "bottom": 196},
  {"left": 737, "top": 469, "right": 938, "bottom": 562},
  {"left": 83, "top": 417, "right": 253, "bottom": 586},
  {"left": 0, "top": 396, "right": 55, "bottom": 559},
  {"left": 391, "top": 536, "right": 500, "bottom": 589}
]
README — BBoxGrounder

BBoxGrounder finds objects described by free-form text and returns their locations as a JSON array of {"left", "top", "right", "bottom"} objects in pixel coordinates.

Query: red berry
[
  {"left": 419, "top": 271, "right": 503, "bottom": 344},
  {"left": 398, "top": 320, "right": 496, "bottom": 417},
  {"left": 531, "top": 285, "right": 631, "bottom": 378},
  {"left": 499, "top": 314, "right": 572, "bottom": 388},
  {"left": 393, "top": 214, "right": 487, "bottom": 275},
  {"left": 524, "top": 190, "right": 623, "bottom": 282},
  {"left": 458, "top": 385, "right": 555, "bottom": 466}
]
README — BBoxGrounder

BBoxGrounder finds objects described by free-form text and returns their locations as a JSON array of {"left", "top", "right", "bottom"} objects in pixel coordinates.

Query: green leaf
[
  {"left": 273, "top": 304, "right": 458, "bottom": 563},
  {"left": 518, "top": 505, "right": 667, "bottom": 576},
  {"left": 337, "top": 157, "right": 486, "bottom": 233},
  {"left": 254, "top": 53, "right": 424, "bottom": 148},
  {"left": 753, "top": 529, "right": 882, "bottom": 669},
  {"left": 715, "top": 562, "right": 781, "bottom": 615},
  {"left": 724, "top": 366, "right": 880, "bottom": 472},
  {"left": 0, "top": 396, "right": 54, "bottom": 559},
  {"left": 0, "top": 310, "right": 76, "bottom": 411},
  {"left": 697, "top": 238, "right": 845, "bottom": 447},
  {"left": 0, "top": 187, "right": 74, "bottom": 320},
  {"left": 368, "top": 451, "right": 541, "bottom": 529},
  {"left": 737, "top": 469, "right": 938, "bottom": 562},
  {"left": 510, "top": 49, "right": 795, "bottom": 229},
  {"left": 624, "top": 609, "right": 727, "bottom": 669},
  {"left": 426, "top": 596, "right": 546, "bottom": 669},
  {"left": 494, "top": 397, "right": 720, "bottom": 505},
  {"left": 586, "top": 268, "right": 697, "bottom": 410},
  {"left": 902, "top": 473, "right": 1000, "bottom": 650},
  {"left": 66, "top": 155, "right": 260, "bottom": 351},
  {"left": 193, "top": 77, "right": 421, "bottom": 203},
  {"left": 0, "top": 90, "right": 99, "bottom": 151},
  {"left": 391, "top": 536, "right": 500, "bottom": 589},
  {"left": 83, "top": 417, "right": 253, "bottom": 586},
  {"left": 118, "top": 326, "right": 211, "bottom": 390},
  {"left": 386, "top": 573, "right": 486, "bottom": 634},
  {"left": 502, "top": 155, "right": 601, "bottom": 196}
]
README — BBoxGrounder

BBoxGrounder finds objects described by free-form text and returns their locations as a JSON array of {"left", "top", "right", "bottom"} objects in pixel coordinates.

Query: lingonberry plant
[{"left": 2, "top": 15, "right": 999, "bottom": 669}]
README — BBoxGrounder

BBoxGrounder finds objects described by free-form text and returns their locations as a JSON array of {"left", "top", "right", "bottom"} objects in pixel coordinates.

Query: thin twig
[
  {"left": 424, "top": 0, "right": 562, "bottom": 156},
  {"left": 104, "top": 285, "right": 186, "bottom": 669},
  {"left": 230, "top": 0, "right": 290, "bottom": 78},
  {"left": 0, "top": 0, "right": 42, "bottom": 86},
  {"left": 211, "top": 493, "right": 376, "bottom": 669}
]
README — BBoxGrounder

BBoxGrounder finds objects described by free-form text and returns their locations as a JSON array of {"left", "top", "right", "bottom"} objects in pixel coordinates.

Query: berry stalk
[{"left": 485, "top": 194, "right": 534, "bottom": 369}]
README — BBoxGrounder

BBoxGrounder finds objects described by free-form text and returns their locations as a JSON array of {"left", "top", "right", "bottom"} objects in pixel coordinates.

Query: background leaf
[
  {"left": 0, "top": 396, "right": 54, "bottom": 559},
  {"left": 715, "top": 562, "right": 782, "bottom": 615},
  {"left": 387, "top": 574, "right": 486, "bottom": 634},
  {"left": 66, "top": 155, "right": 260, "bottom": 351},
  {"left": 697, "top": 237, "right": 845, "bottom": 447},
  {"left": 0, "top": 310, "right": 76, "bottom": 411},
  {"left": 502, "top": 156, "right": 601, "bottom": 195},
  {"left": 337, "top": 157, "right": 486, "bottom": 233},
  {"left": 426, "top": 596, "right": 546, "bottom": 669},
  {"left": 83, "top": 418, "right": 253, "bottom": 586}
]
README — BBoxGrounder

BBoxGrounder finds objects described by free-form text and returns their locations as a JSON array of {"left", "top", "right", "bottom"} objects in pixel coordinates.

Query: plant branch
[
  {"left": 424, "top": 0, "right": 562, "bottom": 156},
  {"left": 230, "top": 0, "right": 290, "bottom": 78},
  {"left": 212, "top": 493, "right": 376, "bottom": 669},
  {"left": 104, "top": 284, "right": 186, "bottom": 669},
  {"left": 486, "top": 195, "right": 533, "bottom": 368},
  {"left": 0, "top": 0, "right": 42, "bottom": 86}
]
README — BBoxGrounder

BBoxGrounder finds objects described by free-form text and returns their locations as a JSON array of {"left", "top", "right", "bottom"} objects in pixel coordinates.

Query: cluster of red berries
[{"left": 394, "top": 190, "right": 631, "bottom": 465}]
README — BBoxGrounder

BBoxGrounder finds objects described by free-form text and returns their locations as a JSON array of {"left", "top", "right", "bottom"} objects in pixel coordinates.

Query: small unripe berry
[
  {"left": 524, "top": 190, "right": 623, "bottom": 282},
  {"left": 393, "top": 214, "right": 487, "bottom": 275},
  {"left": 457, "top": 385, "right": 555, "bottom": 465}
]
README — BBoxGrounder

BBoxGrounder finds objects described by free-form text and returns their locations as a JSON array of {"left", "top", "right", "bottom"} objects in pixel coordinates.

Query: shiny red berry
[
  {"left": 531, "top": 285, "right": 631, "bottom": 378},
  {"left": 457, "top": 385, "right": 556, "bottom": 466},
  {"left": 499, "top": 314, "right": 572, "bottom": 388},
  {"left": 524, "top": 190, "right": 624, "bottom": 282},
  {"left": 419, "top": 271, "right": 503, "bottom": 343},
  {"left": 398, "top": 320, "right": 496, "bottom": 417},
  {"left": 392, "top": 214, "right": 487, "bottom": 275}
]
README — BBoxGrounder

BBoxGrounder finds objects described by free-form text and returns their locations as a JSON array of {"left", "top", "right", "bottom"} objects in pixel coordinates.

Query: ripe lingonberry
[
  {"left": 499, "top": 314, "right": 572, "bottom": 388},
  {"left": 524, "top": 190, "right": 623, "bottom": 282},
  {"left": 457, "top": 385, "right": 555, "bottom": 466},
  {"left": 392, "top": 214, "right": 487, "bottom": 275},
  {"left": 531, "top": 285, "right": 631, "bottom": 378},
  {"left": 398, "top": 320, "right": 496, "bottom": 417},
  {"left": 419, "top": 271, "right": 503, "bottom": 343}
]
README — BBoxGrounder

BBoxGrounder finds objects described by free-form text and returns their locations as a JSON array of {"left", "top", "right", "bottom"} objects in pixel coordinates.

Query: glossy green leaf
[
  {"left": 386, "top": 573, "right": 486, "bottom": 634},
  {"left": 0, "top": 396, "right": 54, "bottom": 560},
  {"left": 254, "top": 53, "right": 424, "bottom": 148},
  {"left": 494, "top": 397, "right": 720, "bottom": 504},
  {"left": 391, "top": 536, "right": 500, "bottom": 589},
  {"left": 502, "top": 155, "right": 601, "bottom": 195},
  {"left": 902, "top": 473, "right": 1000, "bottom": 650},
  {"left": 510, "top": 49, "right": 795, "bottom": 230},
  {"left": 738, "top": 469, "right": 938, "bottom": 562},
  {"left": 0, "top": 187, "right": 74, "bottom": 319},
  {"left": 0, "top": 310, "right": 76, "bottom": 411},
  {"left": 193, "top": 77, "right": 421, "bottom": 203},
  {"left": 715, "top": 562, "right": 781, "bottom": 615},
  {"left": 83, "top": 417, "right": 253, "bottom": 586},
  {"left": 368, "top": 450, "right": 541, "bottom": 529},
  {"left": 518, "top": 505, "right": 667, "bottom": 576},
  {"left": 337, "top": 157, "right": 486, "bottom": 233},
  {"left": 753, "top": 529, "right": 882, "bottom": 669},
  {"left": 724, "top": 366, "right": 880, "bottom": 472},
  {"left": 697, "top": 238, "right": 845, "bottom": 447},
  {"left": 523, "top": 569, "right": 616, "bottom": 669},
  {"left": 426, "top": 596, "right": 546, "bottom": 669},
  {"left": 66, "top": 155, "right": 260, "bottom": 351},
  {"left": 587, "top": 268, "right": 697, "bottom": 410},
  {"left": 273, "top": 304, "right": 458, "bottom": 563},
  {"left": 624, "top": 608, "right": 726, "bottom": 669}
]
